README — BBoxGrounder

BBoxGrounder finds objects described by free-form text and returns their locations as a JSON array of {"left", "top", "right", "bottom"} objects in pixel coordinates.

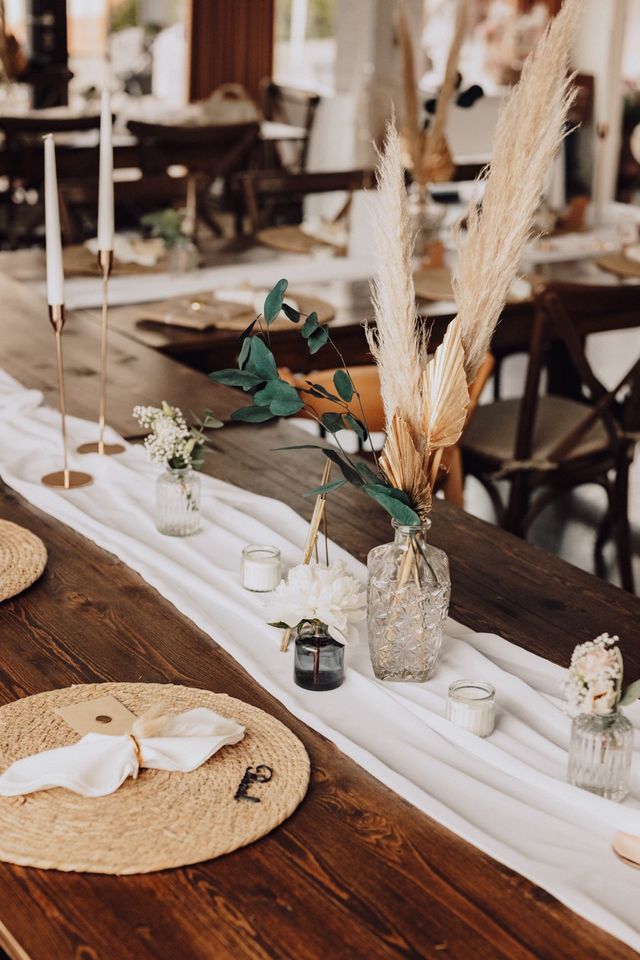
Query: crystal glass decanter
[
  {"left": 367, "top": 519, "right": 450, "bottom": 682},
  {"left": 155, "top": 467, "right": 201, "bottom": 536},
  {"left": 567, "top": 709, "right": 633, "bottom": 802}
]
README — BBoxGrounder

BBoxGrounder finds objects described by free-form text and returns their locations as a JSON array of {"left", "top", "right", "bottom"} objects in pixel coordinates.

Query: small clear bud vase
[
  {"left": 155, "top": 466, "right": 201, "bottom": 536},
  {"left": 367, "top": 519, "right": 450, "bottom": 682},
  {"left": 567, "top": 709, "right": 633, "bottom": 802},
  {"left": 293, "top": 622, "right": 345, "bottom": 692}
]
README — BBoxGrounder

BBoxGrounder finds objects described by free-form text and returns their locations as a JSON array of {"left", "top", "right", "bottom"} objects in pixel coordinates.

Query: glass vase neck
[
  {"left": 167, "top": 464, "right": 191, "bottom": 476},
  {"left": 392, "top": 517, "right": 431, "bottom": 544}
]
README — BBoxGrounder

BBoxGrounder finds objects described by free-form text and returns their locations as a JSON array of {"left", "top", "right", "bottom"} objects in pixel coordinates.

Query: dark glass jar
[{"left": 293, "top": 622, "right": 345, "bottom": 691}]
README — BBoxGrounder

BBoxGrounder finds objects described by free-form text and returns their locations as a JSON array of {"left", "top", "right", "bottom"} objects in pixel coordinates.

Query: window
[{"left": 274, "top": 0, "right": 336, "bottom": 94}]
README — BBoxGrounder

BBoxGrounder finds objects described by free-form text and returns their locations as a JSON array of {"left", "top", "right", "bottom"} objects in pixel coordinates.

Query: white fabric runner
[
  {"left": 0, "top": 369, "right": 639, "bottom": 951},
  {"left": 46, "top": 255, "right": 374, "bottom": 311}
]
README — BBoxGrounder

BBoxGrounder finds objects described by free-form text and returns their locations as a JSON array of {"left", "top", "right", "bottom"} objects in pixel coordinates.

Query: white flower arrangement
[
  {"left": 564, "top": 633, "right": 640, "bottom": 717},
  {"left": 133, "top": 402, "right": 220, "bottom": 471},
  {"left": 266, "top": 561, "right": 366, "bottom": 646}
]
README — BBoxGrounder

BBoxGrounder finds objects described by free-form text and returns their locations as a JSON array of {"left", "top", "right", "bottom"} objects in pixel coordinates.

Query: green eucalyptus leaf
[
  {"left": 209, "top": 369, "right": 262, "bottom": 390},
  {"left": 356, "top": 462, "right": 382, "bottom": 485},
  {"left": 365, "top": 484, "right": 412, "bottom": 506},
  {"left": 308, "top": 326, "right": 329, "bottom": 355},
  {"left": 268, "top": 620, "right": 290, "bottom": 629},
  {"left": 246, "top": 337, "right": 278, "bottom": 381},
  {"left": 264, "top": 279, "right": 288, "bottom": 325},
  {"left": 282, "top": 302, "right": 301, "bottom": 323},
  {"left": 333, "top": 369, "right": 354, "bottom": 402},
  {"left": 321, "top": 412, "right": 344, "bottom": 434},
  {"left": 270, "top": 395, "right": 305, "bottom": 416},
  {"left": 238, "top": 317, "right": 257, "bottom": 343},
  {"left": 301, "top": 312, "right": 320, "bottom": 338},
  {"left": 253, "top": 379, "right": 301, "bottom": 408},
  {"left": 304, "top": 382, "right": 341, "bottom": 402},
  {"left": 303, "top": 479, "right": 347, "bottom": 496},
  {"left": 364, "top": 486, "right": 421, "bottom": 525},
  {"left": 342, "top": 413, "right": 368, "bottom": 441},
  {"left": 238, "top": 336, "right": 252, "bottom": 369},
  {"left": 272, "top": 444, "right": 331, "bottom": 451},
  {"left": 322, "top": 448, "right": 364, "bottom": 486},
  {"left": 231, "top": 405, "right": 276, "bottom": 423},
  {"left": 620, "top": 679, "right": 640, "bottom": 706}
]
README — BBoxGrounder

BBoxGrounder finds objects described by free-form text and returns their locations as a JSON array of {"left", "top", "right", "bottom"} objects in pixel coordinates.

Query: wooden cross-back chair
[
  {"left": 126, "top": 119, "right": 260, "bottom": 236},
  {"left": 259, "top": 80, "right": 320, "bottom": 171},
  {"left": 235, "top": 168, "right": 376, "bottom": 236},
  {"left": 461, "top": 282, "right": 640, "bottom": 592}
]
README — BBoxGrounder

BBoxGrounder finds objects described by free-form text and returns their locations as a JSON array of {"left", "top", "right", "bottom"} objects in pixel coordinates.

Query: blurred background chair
[
  {"left": 235, "top": 168, "right": 376, "bottom": 236},
  {"left": 258, "top": 80, "right": 320, "bottom": 171},
  {"left": 461, "top": 283, "right": 640, "bottom": 592},
  {"left": 126, "top": 119, "right": 260, "bottom": 236}
]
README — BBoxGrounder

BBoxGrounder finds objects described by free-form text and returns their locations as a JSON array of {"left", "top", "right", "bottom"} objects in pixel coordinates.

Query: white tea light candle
[
  {"left": 446, "top": 680, "right": 495, "bottom": 737},
  {"left": 241, "top": 545, "right": 281, "bottom": 592}
]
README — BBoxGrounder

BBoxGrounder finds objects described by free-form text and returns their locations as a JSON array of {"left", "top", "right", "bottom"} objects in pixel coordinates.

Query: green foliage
[
  {"left": 208, "top": 277, "right": 422, "bottom": 526},
  {"left": 140, "top": 208, "right": 187, "bottom": 247},
  {"left": 620, "top": 679, "right": 640, "bottom": 706}
]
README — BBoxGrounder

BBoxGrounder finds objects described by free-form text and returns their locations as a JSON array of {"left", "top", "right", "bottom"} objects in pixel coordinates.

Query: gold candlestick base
[
  {"left": 77, "top": 441, "right": 126, "bottom": 456},
  {"left": 42, "top": 470, "right": 93, "bottom": 489}
]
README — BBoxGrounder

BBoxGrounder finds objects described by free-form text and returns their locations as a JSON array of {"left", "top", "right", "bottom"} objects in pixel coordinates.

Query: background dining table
[{"left": 0, "top": 271, "right": 638, "bottom": 959}]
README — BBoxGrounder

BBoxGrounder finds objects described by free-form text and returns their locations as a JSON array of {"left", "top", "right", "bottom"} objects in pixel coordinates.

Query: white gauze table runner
[{"left": 0, "top": 369, "right": 639, "bottom": 951}]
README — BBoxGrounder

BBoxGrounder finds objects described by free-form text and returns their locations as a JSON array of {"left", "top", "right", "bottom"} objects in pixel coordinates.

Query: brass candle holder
[
  {"left": 77, "top": 250, "right": 125, "bottom": 456},
  {"left": 42, "top": 305, "right": 93, "bottom": 489}
]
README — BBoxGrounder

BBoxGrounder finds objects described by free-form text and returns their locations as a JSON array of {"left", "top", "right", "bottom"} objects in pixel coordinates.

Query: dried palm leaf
[
  {"left": 379, "top": 413, "right": 432, "bottom": 520},
  {"left": 421, "top": 316, "right": 469, "bottom": 451},
  {"left": 454, "top": 0, "right": 581, "bottom": 380}
]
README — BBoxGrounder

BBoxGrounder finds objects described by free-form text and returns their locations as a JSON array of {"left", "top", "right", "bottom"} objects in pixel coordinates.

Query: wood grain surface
[{"left": 0, "top": 273, "right": 638, "bottom": 959}]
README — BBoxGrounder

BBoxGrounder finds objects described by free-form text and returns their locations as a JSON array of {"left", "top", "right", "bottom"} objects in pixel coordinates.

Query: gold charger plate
[
  {"left": 596, "top": 252, "right": 640, "bottom": 280},
  {"left": 63, "top": 245, "right": 169, "bottom": 278},
  {"left": 137, "top": 290, "right": 335, "bottom": 333},
  {"left": 413, "top": 267, "right": 533, "bottom": 304},
  {"left": 256, "top": 225, "right": 346, "bottom": 256}
]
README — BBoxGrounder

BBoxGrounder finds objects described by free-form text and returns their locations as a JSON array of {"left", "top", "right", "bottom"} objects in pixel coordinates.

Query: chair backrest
[
  {"left": 126, "top": 119, "right": 260, "bottom": 177},
  {"left": 236, "top": 168, "right": 376, "bottom": 233},
  {"left": 0, "top": 114, "right": 102, "bottom": 140},
  {"left": 258, "top": 80, "right": 320, "bottom": 170},
  {"left": 513, "top": 282, "right": 640, "bottom": 463}
]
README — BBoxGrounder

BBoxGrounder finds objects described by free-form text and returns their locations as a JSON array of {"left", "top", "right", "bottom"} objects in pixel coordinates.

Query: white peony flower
[{"left": 266, "top": 560, "right": 366, "bottom": 646}]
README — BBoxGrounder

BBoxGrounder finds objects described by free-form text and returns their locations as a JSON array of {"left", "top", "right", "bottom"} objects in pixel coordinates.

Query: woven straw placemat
[
  {"left": 0, "top": 520, "right": 47, "bottom": 602},
  {"left": 257, "top": 225, "right": 346, "bottom": 256},
  {"left": 0, "top": 682, "right": 310, "bottom": 874},
  {"left": 596, "top": 252, "right": 640, "bottom": 280}
]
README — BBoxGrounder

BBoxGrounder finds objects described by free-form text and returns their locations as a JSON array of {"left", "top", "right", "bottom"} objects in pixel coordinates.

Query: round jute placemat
[
  {"left": 596, "top": 251, "right": 640, "bottom": 280},
  {"left": 0, "top": 520, "right": 47, "bottom": 602},
  {"left": 0, "top": 683, "right": 310, "bottom": 874},
  {"left": 257, "top": 225, "right": 346, "bottom": 256},
  {"left": 212, "top": 291, "right": 334, "bottom": 332},
  {"left": 63, "top": 245, "right": 169, "bottom": 277}
]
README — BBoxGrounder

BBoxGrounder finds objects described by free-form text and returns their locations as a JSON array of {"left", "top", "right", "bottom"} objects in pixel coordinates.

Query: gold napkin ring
[{"left": 128, "top": 734, "right": 143, "bottom": 773}]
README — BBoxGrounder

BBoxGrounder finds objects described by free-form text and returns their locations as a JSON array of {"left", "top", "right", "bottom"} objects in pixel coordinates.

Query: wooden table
[
  {"left": 3, "top": 245, "right": 637, "bottom": 380},
  {"left": 0, "top": 272, "right": 639, "bottom": 959}
]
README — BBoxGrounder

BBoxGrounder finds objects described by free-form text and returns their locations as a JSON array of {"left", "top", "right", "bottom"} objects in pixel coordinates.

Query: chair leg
[
  {"left": 441, "top": 446, "right": 464, "bottom": 508},
  {"left": 613, "top": 458, "right": 636, "bottom": 594},
  {"left": 505, "top": 474, "right": 530, "bottom": 537},
  {"left": 594, "top": 481, "right": 614, "bottom": 580}
]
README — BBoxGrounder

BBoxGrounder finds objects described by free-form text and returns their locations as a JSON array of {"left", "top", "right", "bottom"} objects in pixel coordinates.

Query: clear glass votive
[
  {"left": 241, "top": 545, "right": 281, "bottom": 592},
  {"left": 446, "top": 680, "right": 496, "bottom": 737}
]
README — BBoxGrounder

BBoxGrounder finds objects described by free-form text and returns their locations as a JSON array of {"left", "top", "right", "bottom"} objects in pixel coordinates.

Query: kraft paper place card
[{"left": 57, "top": 696, "right": 137, "bottom": 736}]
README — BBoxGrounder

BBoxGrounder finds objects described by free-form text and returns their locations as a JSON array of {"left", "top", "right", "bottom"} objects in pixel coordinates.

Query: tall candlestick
[
  {"left": 77, "top": 91, "right": 124, "bottom": 458},
  {"left": 97, "top": 90, "right": 114, "bottom": 252},
  {"left": 44, "top": 135, "right": 64, "bottom": 306}
]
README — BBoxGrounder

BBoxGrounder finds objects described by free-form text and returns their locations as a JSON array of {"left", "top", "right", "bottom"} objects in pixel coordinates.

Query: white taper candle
[
  {"left": 97, "top": 89, "right": 114, "bottom": 251},
  {"left": 44, "top": 134, "right": 64, "bottom": 307}
]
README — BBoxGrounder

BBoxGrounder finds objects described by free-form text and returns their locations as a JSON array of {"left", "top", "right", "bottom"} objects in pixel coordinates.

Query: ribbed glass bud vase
[
  {"left": 567, "top": 710, "right": 633, "bottom": 802},
  {"left": 155, "top": 467, "right": 201, "bottom": 536},
  {"left": 367, "top": 519, "right": 450, "bottom": 682}
]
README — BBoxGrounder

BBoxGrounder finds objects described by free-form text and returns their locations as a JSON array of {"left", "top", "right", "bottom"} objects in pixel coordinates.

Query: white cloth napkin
[
  {"left": 84, "top": 235, "right": 164, "bottom": 267},
  {"left": 0, "top": 707, "right": 245, "bottom": 797}
]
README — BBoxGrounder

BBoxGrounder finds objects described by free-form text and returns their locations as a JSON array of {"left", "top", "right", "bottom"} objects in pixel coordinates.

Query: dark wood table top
[{"left": 0, "top": 271, "right": 639, "bottom": 959}]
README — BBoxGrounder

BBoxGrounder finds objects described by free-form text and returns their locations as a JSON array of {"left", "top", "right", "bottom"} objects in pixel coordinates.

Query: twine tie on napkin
[{"left": 0, "top": 704, "right": 245, "bottom": 798}]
